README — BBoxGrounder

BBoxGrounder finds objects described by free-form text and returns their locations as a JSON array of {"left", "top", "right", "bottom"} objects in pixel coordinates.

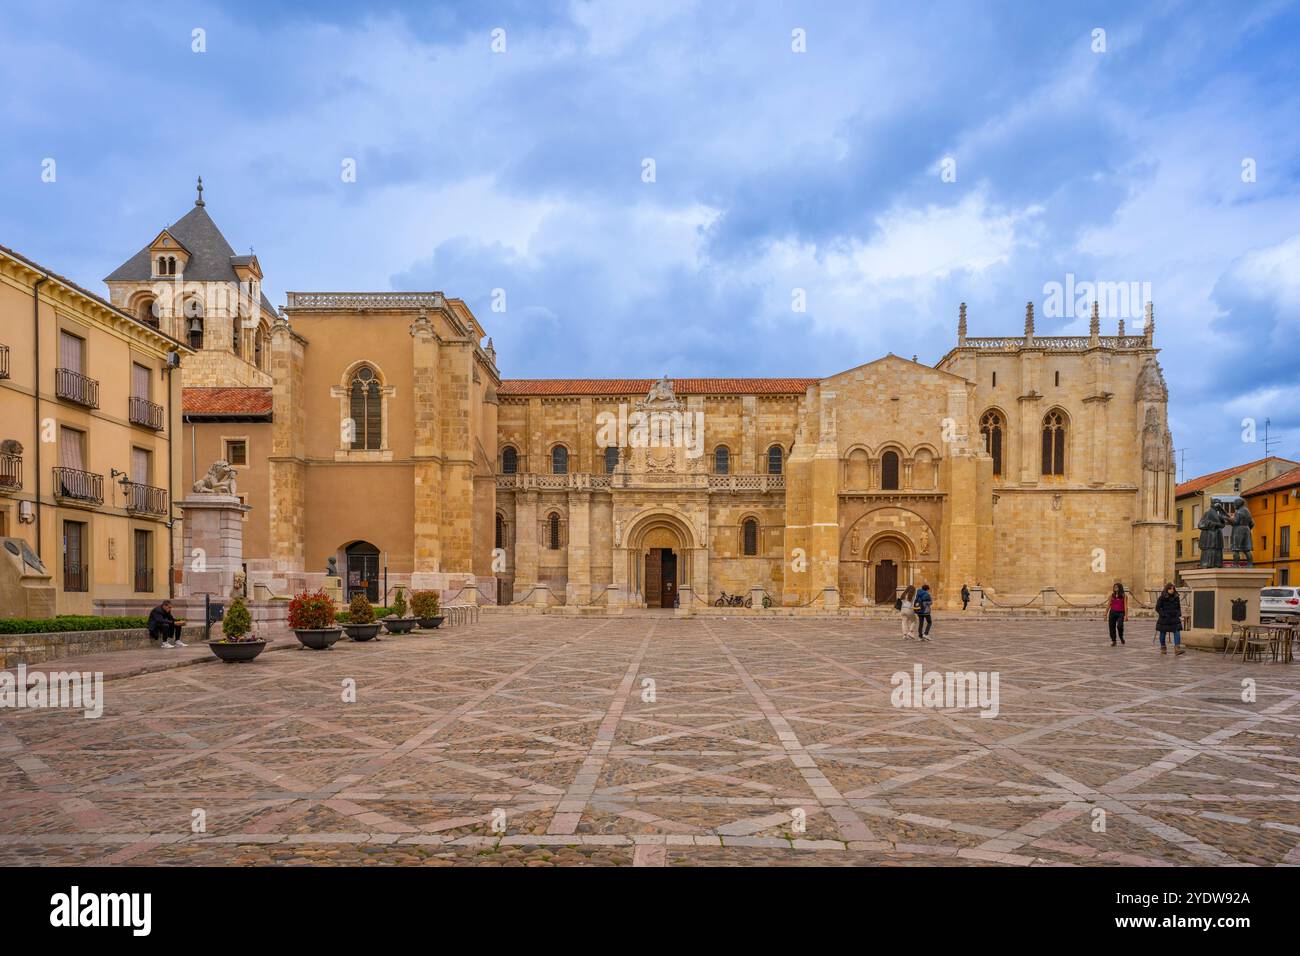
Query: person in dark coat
[
  {"left": 960, "top": 584, "right": 971, "bottom": 611},
  {"left": 914, "top": 583, "right": 933, "bottom": 640},
  {"left": 148, "top": 600, "right": 185, "bottom": 648},
  {"left": 1155, "top": 583, "right": 1184, "bottom": 656}
]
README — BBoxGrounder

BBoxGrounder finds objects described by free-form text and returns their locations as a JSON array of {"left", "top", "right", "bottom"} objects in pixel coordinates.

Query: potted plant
[
  {"left": 207, "top": 596, "right": 268, "bottom": 662},
  {"left": 383, "top": 587, "right": 418, "bottom": 634},
  {"left": 288, "top": 589, "right": 343, "bottom": 650},
  {"left": 411, "top": 590, "right": 444, "bottom": 630},
  {"left": 342, "top": 593, "right": 382, "bottom": 641}
]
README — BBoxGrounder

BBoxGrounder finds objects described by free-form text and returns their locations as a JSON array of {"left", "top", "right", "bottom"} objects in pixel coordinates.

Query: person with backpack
[
  {"left": 1107, "top": 582, "right": 1127, "bottom": 646},
  {"left": 1155, "top": 582, "right": 1185, "bottom": 656},
  {"left": 898, "top": 584, "right": 918, "bottom": 640},
  {"left": 914, "top": 583, "right": 933, "bottom": 640}
]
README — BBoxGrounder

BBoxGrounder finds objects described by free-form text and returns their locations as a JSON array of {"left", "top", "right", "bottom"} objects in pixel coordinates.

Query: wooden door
[
  {"left": 661, "top": 551, "right": 677, "bottom": 607},
  {"left": 875, "top": 560, "right": 897, "bottom": 604},
  {"left": 644, "top": 549, "right": 661, "bottom": 606}
]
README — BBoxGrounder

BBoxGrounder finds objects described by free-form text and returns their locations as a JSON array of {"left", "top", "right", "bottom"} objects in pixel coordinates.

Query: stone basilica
[{"left": 104, "top": 189, "right": 1176, "bottom": 610}]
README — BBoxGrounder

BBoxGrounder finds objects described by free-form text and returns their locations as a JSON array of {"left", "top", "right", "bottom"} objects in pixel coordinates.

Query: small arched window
[
  {"left": 501, "top": 446, "right": 518, "bottom": 474},
  {"left": 604, "top": 446, "right": 619, "bottom": 474},
  {"left": 349, "top": 365, "right": 382, "bottom": 450},
  {"left": 1042, "top": 409, "right": 1067, "bottom": 476},
  {"left": 742, "top": 518, "right": 758, "bottom": 556},
  {"left": 552, "top": 445, "right": 569, "bottom": 475},
  {"left": 548, "top": 512, "right": 561, "bottom": 550},
  {"left": 881, "top": 450, "right": 900, "bottom": 490},
  {"left": 495, "top": 513, "right": 505, "bottom": 551},
  {"left": 167, "top": 256, "right": 177, "bottom": 275},
  {"left": 980, "top": 410, "right": 1004, "bottom": 477},
  {"left": 714, "top": 446, "right": 730, "bottom": 475},
  {"left": 137, "top": 297, "right": 158, "bottom": 327},
  {"left": 767, "top": 445, "right": 783, "bottom": 475},
  {"left": 157, "top": 256, "right": 166, "bottom": 276},
  {"left": 253, "top": 326, "right": 266, "bottom": 369}
]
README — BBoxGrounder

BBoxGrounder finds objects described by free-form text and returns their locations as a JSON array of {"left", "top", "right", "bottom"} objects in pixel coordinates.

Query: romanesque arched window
[
  {"left": 501, "top": 446, "right": 518, "bottom": 474},
  {"left": 881, "top": 450, "right": 900, "bottom": 490},
  {"left": 742, "top": 518, "right": 758, "bottom": 556},
  {"left": 980, "top": 410, "right": 1004, "bottom": 476},
  {"left": 349, "top": 365, "right": 382, "bottom": 450},
  {"left": 767, "top": 444, "right": 783, "bottom": 475},
  {"left": 253, "top": 323, "right": 267, "bottom": 370},
  {"left": 548, "top": 512, "right": 561, "bottom": 550},
  {"left": 495, "top": 513, "right": 506, "bottom": 550},
  {"left": 714, "top": 446, "right": 730, "bottom": 475},
  {"left": 551, "top": 445, "right": 569, "bottom": 475},
  {"left": 1042, "top": 408, "right": 1067, "bottom": 476},
  {"left": 604, "top": 446, "right": 619, "bottom": 474}
]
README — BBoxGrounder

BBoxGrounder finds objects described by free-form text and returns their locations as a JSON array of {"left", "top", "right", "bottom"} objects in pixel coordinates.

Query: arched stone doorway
[
  {"left": 342, "top": 540, "right": 381, "bottom": 602},
  {"left": 623, "top": 511, "right": 697, "bottom": 608},
  {"left": 865, "top": 534, "right": 910, "bottom": 605}
]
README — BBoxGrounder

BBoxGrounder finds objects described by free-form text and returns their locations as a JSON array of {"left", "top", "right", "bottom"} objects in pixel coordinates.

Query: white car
[{"left": 1259, "top": 587, "right": 1300, "bottom": 622}]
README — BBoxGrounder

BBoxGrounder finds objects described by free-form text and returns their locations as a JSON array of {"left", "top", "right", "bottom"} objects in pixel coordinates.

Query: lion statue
[{"left": 193, "top": 459, "right": 238, "bottom": 495}]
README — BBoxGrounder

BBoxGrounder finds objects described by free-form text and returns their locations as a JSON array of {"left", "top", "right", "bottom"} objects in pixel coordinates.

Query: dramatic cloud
[{"left": 1, "top": 0, "right": 1298, "bottom": 476}]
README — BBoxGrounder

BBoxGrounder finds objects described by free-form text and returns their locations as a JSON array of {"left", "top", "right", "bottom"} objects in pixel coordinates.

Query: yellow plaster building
[{"left": 1242, "top": 465, "right": 1300, "bottom": 587}]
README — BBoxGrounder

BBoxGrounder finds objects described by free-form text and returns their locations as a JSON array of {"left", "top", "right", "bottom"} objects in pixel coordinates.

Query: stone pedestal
[
  {"left": 534, "top": 584, "right": 552, "bottom": 608},
  {"left": 178, "top": 494, "right": 250, "bottom": 599},
  {"left": 1178, "top": 567, "right": 1274, "bottom": 650},
  {"left": 0, "top": 537, "right": 55, "bottom": 618},
  {"left": 821, "top": 587, "right": 840, "bottom": 609},
  {"left": 749, "top": 586, "right": 765, "bottom": 610}
]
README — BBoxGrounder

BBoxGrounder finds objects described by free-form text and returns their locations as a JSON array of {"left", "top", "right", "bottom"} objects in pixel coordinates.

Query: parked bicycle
[{"left": 715, "top": 591, "right": 752, "bottom": 608}]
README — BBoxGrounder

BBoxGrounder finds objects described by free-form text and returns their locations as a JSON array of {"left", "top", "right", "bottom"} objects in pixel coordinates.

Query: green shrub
[
  {"left": 347, "top": 593, "right": 376, "bottom": 624},
  {"left": 219, "top": 597, "right": 254, "bottom": 641},
  {"left": 410, "top": 590, "right": 440, "bottom": 618},
  {"left": 391, "top": 588, "right": 408, "bottom": 618},
  {"left": 0, "top": 616, "right": 149, "bottom": 635},
  {"left": 337, "top": 606, "right": 390, "bottom": 623}
]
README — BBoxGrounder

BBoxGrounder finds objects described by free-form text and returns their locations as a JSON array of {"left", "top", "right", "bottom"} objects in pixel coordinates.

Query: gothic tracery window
[
  {"left": 349, "top": 365, "right": 382, "bottom": 450},
  {"left": 980, "top": 410, "right": 1004, "bottom": 476},
  {"left": 1041, "top": 408, "right": 1067, "bottom": 476}
]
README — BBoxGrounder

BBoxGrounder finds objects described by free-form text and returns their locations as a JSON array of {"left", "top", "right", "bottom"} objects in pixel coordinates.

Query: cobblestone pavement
[{"left": 2, "top": 614, "right": 1298, "bottom": 866}]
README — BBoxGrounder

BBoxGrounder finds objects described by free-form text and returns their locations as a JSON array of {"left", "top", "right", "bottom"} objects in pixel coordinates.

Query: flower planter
[
  {"left": 383, "top": 618, "right": 418, "bottom": 634},
  {"left": 343, "top": 622, "right": 382, "bottom": 642},
  {"left": 417, "top": 616, "right": 445, "bottom": 630},
  {"left": 208, "top": 639, "right": 268, "bottom": 663},
  {"left": 294, "top": 627, "right": 343, "bottom": 650}
]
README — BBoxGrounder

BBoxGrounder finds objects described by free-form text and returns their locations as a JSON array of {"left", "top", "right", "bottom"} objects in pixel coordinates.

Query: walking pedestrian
[
  {"left": 898, "top": 585, "right": 918, "bottom": 640},
  {"left": 1107, "top": 582, "right": 1127, "bottom": 646},
  {"left": 1155, "top": 582, "right": 1185, "bottom": 655},
  {"left": 961, "top": 583, "right": 970, "bottom": 611},
  {"left": 914, "top": 583, "right": 933, "bottom": 640}
]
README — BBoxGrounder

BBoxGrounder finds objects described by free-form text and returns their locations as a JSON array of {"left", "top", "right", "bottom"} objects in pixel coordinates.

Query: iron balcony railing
[
  {"left": 0, "top": 343, "right": 8, "bottom": 379},
  {"left": 55, "top": 367, "right": 100, "bottom": 408},
  {"left": 134, "top": 566, "right": 154, "bottom": 593},
  {"left": 53, "top": 466, "right": 103, "bottom": 505},
  {"left": 0, "top": 453, "right": 20, "bottom": 491},
  {"left": 129, "top": 395, "right": 165, "bottom": 430},
  {"left": 64, "top": 563, "right": 88, "bottom": 592},
  {"left": 123, "top": 481, "right": 168, "bottom": 516}
]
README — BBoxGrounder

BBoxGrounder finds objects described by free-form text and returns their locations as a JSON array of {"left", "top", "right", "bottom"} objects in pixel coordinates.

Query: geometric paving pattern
[{"left": 2, "top": 615, "right": 1298, "bottom": 867}]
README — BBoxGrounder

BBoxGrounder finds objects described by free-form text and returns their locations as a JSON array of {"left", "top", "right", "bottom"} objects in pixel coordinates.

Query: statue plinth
[
  {"left": 178, "top": 493, "right": 250, "bottom": 599},
  {"left": 1178, "top": 567, "right": 1274, "bottom": 650},
  {"left": 323, "top": 574, "right": 344, "bottom": 606}
]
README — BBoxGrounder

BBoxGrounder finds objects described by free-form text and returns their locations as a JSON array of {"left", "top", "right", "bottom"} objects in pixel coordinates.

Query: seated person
[{"left": 147, "top": 600, "right": 186, "bottom": 648}]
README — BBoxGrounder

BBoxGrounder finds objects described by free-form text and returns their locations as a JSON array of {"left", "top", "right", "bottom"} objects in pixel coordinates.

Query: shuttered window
[
  {"left": 131, "top": 363, "right": 151, "bottom": 399},
  {"left": 742, "top": 519, "right": 758, "bottom": 556},
  {"left": 59, "top": 426, "right": 85, "bottom": 471},
  {"left": 59, "top": 331, "right": 84, "bottom": 373}
]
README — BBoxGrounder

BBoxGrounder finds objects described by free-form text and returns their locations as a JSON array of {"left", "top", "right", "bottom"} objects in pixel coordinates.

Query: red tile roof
[
  {"left": 1243, "top": 464, "right": 1300, "bottom": 497},
  {"left": 1175, "top": 457, "right": 1297, "bottom": 498},
  {"left": 182, "top": 387, "right": 273, "bottom": 417},
  {"left": 498, "top": 377, "right": 821, "bottom": 397}
]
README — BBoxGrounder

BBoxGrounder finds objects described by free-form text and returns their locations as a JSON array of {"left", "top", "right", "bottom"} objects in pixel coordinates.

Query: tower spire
[
  {"left": 958, "top": 301, "right": 967, "bottom": 342},
  {"left": 1024, "top": 300, "right": 1035, "bottom": 338},
  {"left": 195, "top": 176, "right": 205, "bottom": 207},
  {"left": 1144, "top": 301, "right": 1154, "bottom": 344}
]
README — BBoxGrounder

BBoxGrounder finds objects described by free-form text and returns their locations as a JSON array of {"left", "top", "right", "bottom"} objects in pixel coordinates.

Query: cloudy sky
[{"left": 2, "top": 0, "right": 1298, "bottom": 480}]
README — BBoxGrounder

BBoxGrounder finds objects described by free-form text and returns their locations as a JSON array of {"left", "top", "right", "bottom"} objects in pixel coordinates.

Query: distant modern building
[{"left": 1174, "top": 456, "right": 1300, "bottom": 582}]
